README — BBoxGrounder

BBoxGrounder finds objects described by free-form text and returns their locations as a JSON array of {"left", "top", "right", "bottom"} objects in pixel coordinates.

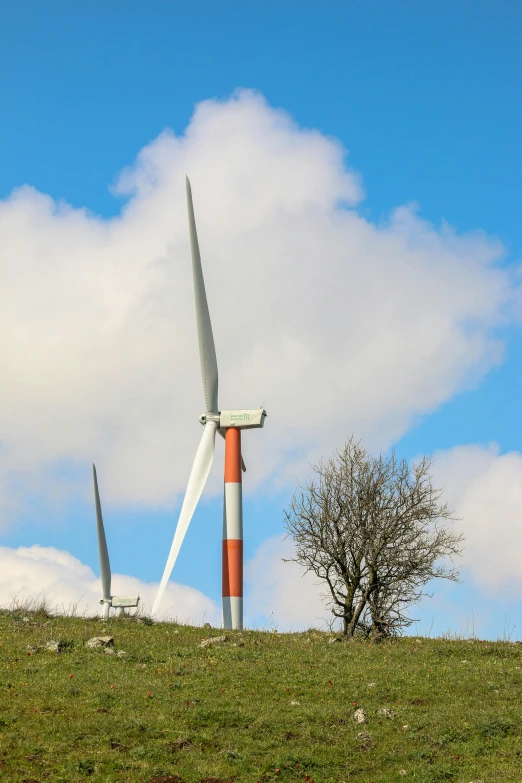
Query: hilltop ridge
[{"left": 0, "top": 606, "right": 520, "bottom": 782}]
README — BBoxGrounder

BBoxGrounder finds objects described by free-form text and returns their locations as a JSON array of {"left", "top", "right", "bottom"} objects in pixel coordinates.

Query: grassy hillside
[{"left": 0, "top": 605, "right": 520, "bottom": 783}]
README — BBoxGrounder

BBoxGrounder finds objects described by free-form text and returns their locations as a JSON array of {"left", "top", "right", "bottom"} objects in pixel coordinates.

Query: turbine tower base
[{"left": 222, "top": 596, "right": 243, "bottom": 630}]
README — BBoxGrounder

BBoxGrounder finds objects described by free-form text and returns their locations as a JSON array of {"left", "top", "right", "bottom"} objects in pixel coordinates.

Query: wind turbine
[
  {"left": 93, "top": 464, "right": 140, "bottom": 618},
  {"left": 151, "top": 178, "right": 266, "bottom": 630}
]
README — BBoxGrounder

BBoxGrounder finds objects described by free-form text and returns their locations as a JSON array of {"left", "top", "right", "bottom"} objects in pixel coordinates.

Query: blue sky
[{"left": 0, "top": 1, "right": 521, "bottom": 639}]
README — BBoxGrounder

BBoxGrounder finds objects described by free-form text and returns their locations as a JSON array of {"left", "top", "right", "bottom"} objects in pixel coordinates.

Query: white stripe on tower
[{"left": 222, "top": 427, "right": 243, "bottom": 630}]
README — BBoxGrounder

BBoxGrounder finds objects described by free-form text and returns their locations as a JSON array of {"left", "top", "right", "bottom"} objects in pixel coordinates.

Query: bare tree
[{"left": 284, "top": 436, "right": 464, "bottom": 639}]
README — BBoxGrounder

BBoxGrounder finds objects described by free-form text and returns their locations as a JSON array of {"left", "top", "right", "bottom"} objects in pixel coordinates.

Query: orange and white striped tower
[{"left": 223, "top": 428, "right": 243, "bottom": 630}]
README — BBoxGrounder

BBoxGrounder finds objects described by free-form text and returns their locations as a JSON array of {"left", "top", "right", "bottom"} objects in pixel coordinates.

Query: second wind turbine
[{"left": 152, "top": 178, "right": 267, "bottom": 630}]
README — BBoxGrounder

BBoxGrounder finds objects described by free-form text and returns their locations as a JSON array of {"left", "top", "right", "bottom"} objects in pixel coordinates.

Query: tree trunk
[{"left": 344, "top": 592, "right": 369, "bottom": 638}]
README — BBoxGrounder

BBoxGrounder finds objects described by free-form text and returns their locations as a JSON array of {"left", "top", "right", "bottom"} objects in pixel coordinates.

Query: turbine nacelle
[
  {"left": 199, "top": 408, "right": 267, "bottom": 430},
  {"left": 99, "top": 596, "right": 140, "bottom": 609},
  {"left": 99, "top": 595, "right": 140, "bottom": 619}
]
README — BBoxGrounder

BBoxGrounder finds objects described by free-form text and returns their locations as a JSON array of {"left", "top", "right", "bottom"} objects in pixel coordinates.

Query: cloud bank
[
  {"left": 243, "top": 443, "right": 522, "bottom": 633},
  {"left": 432, "top": 443, "right": 522, "bottom": 596},
  {"left": 2, "top": 442, "right": 521, "bottom": 635},
  {"left": 0, "top": 545, "right": 219, "bottom": 625},
  {"left": 0, "top": 89, "right": 518, "bottom": 524},
  {"left": 244, "top": 535, "right": 332, "bottom": 631}
]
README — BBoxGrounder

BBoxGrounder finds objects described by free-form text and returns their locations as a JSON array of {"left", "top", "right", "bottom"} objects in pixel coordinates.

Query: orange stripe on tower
[
  {"left": 222, "top": 539, "right": 243, "bottom": 597},
  {"left": 224, "top": 428, "right": 242, "bottom": 484}
]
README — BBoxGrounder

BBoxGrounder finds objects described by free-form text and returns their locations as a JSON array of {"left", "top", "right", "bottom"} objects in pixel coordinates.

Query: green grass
[{"left": 0, "top": 605, "right": 521, "bottom": 783}]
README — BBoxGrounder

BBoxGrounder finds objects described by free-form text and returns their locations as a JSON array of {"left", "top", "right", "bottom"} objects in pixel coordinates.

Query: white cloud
[
  {"left": 244, "top": 443, "right": 522, "bottom": 634},
  {"left": 0, "top": 89, "right": 518, "bottom": 523},
  {"left": 4, "top": 440, "right": 522, "bottom": 635},
  {"left": 0, "top": 545, "right": 220, "bottom": 625},
  {"left": 432, "top": 443, "right": 522, "bottom": 596},
  {"left": 244, "top": 535, "right": 335, "bottom": 631}
]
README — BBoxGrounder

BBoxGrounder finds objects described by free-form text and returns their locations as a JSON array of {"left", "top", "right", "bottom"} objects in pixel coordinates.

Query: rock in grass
[
  {"left": 328, "top": 637, "right": 343, "bottom": 644},
  {"left": 377, "top": 707, "right": 396, "bottom": 719},
  {"left": 198, "top": 635, "right": 228, "bottom": 649},
  {"left": 85, "top": 636, "right": 114, "bottom": 649},
  {"left": 116, "top": 650, "right": 127, "bottom": 657},
  {"left": 44, "top": 639, "right": 74, "bottom": 653},
  {"left": 353, "top": 708, "right": 367, "bottom": 723}
]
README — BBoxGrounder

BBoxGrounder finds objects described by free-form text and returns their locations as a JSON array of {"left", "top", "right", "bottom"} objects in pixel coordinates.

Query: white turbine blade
[
  {"left": 152, "top": 420, "right": 218, "bottom": 616},
  {"left": 93, "top": 464, "right": 111, "bottom": 602},
  {"left": 186, "top": 176, "right": 219, "bottom": 413}
]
